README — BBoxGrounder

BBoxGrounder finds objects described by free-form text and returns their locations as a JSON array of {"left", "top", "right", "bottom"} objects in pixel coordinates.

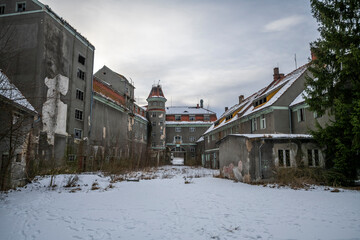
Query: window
[
  {"left": 308, "top": 149, "right": 320, "bottom": 167},
  {"left": 75, "top": 109, "right": 83, "bottom": 121},
  {"left": 190, "top": 147, "right": 195, "bottom": 152},
  {"left": 0, "top": 5, "right": 5, "bottom": 14},
  {"left": 16, "top": 2, "right": 25, "bottom": 12},
  {"left": 189, "top": 136, "right": 195, "bottom": 142},
  {"left": 189, "top": 115, "right": 195, "bottom": 121},
  {"left": 78, "top": 54, "right": 85, "bottom": 65},
  {"left": 151, "top": 112, "right": 156, "bottom": 117},
  {"left": 152, "top": 122, "right": 156, "bottom": 127},
  {"left": 152, "top": 142, "right": 156, "bottom": 147},
  {"left": 297, "top": 108, "right": 305, "bottom": 122},
  {"left": 189, "top": 127, "right": 195, "bottom": 132},
  {"left": 175, "top": 115, "right": 181, "bottom": 121},
  {"left": 260, "top": 115, "right": 266, "bottom": 129},
  {"left": 204, "top": 115, "right": 210, "bottom": 121},
  {"left": 175, "top": 127, "right": 181, "bottom": 132},
  {"left": 16, "top": 154, "right": 22, "bottom": 162},
  {"left": 159, "top": 121, "right": 163, "bottom": 125},
  {"left": 251, "top": 118, "right": 257, "bottom": 132},
  {"left": 76, "top": 89, "right": 84, "bottom": 101},
  {"left": 278, "top": 149, "right": 291, "bottom": 167},
  {"left": 211, "top": 134, "right": 216, "bottom": 141},
  {"left": 68, "top": 155, "right": 76, "bottom": 162},
  {"left": 174, "top": 136, "right": 182, "bottom": 143},
  {"left": 77, "top": 69, "right": 85, "bottom": 80},
  {"left": 151, "top": 132, "right": 156, "bottom": 137},
  {"left": 74, "top": 129, "right": 82, "bottom": 139}
]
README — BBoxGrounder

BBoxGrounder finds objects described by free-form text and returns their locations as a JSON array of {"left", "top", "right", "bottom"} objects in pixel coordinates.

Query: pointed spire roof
[{"left": 147, "top": 84, "right": 166, "bottom": 100}]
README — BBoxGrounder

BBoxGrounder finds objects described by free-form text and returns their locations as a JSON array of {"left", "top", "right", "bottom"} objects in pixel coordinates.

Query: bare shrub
[
  {"left": 91, "top": 181, "right": 100, "bottom": 190},
  {"left": 64, "top": 175, "right": 79, "bottom": 188}
]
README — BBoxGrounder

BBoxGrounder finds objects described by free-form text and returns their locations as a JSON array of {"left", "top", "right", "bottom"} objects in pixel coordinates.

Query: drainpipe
[
  {"left": 259, "top": 139, "right": 265, "bottom": 180},
  {"left": 289, "top": 108, "right": 293, "bottom": 134}
]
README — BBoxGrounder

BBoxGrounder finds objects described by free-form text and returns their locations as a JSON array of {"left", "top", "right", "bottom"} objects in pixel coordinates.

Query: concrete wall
[
  {"left": 0, "top": 2, "right": 94, "bottom": 166},
  {"left": 291, "top": 105, "right": 332, "bottom": 134},
  {"left": 219, "top": 135, "right": 325, "bottom": 182}
]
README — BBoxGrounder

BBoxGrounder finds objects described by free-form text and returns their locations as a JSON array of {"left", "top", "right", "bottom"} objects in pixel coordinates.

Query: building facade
[{"left": 0, "top": 0, "right": 95, "bottom": 167}]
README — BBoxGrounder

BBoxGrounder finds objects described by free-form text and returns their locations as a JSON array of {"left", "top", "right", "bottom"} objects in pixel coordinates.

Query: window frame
[
  {"left": 175, "top": 127, "right": 181, "bottom": 132},
  {"left": 76, "top": 89, "right": 84, "bottom": 101},
  {"left": 16, "top": 2, "right": 26, "bottom": 12},
  {"left": 0, "top": 4, "right": 5, "bottom": 15},
  {"left": 260, "top": 115, "right": 266, "bottom": 129},
  {"left": 189, "top": 127, "right": 195, "bottom": 132},
  {"left": 189, "top": 115, "right": 196, "bottom": 121},
  {"left": 74, "top": 128, "right": 82, "bottom": 139},
  {"left": 297, "top": 108, "right": 305, "bottom": 122},
  {"left": 77, "top": 68, "right": 85, "bottom": 80},
  {"left": 175, "top": 115, "right": 181, "bottom": 121},
  {"left": 75, "top": 109, "right": 83, "bottom": 121},
  {"left": 78, "top": 54, "right": 85, "bottom": 65}
]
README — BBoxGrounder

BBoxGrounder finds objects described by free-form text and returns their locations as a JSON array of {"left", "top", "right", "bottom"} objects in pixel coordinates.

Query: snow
[
  {"left": 196, "top": 136, "right": 204, "bottom": 142},
  {"left": 290, "top": 90, "right": 307, "bottom": 107},
  {"left": 166, "top": 106, "right": 215, "bottom": 115},
  {"left": 0, "top": 71, "right": 36, "bottom": 113},
  {"left": 171, "top": 157, "right": 184, "bottom": 165},
  {"left": 1, "top": 166, "right": 359, "bottom": 240},
  {"left": 166, "top": 121, "right": 213, "bottom": 125},
  {"left": 230, "top": 133, "right": 313, "bottom": 139}
]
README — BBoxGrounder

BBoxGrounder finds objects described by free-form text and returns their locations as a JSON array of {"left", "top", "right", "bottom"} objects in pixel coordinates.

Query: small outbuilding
[{"left": 218, "top": 134, "right": 324, "bottom": 183}]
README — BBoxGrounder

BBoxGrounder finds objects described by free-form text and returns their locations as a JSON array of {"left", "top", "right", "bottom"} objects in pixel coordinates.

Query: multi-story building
[
  {"left": 89, "top": 66, "right": 148, "bottom": 169},
  {"left": 165, "top": 103, "right": 216, "bottom": 165},
  {"left": 0, "top": 0, "right": 95, "bottom": 166}
]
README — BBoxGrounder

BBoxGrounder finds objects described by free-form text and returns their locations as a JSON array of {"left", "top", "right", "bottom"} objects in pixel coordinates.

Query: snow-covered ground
[{"left": 0, "top": 166, "right": 359, "bottom": 240}]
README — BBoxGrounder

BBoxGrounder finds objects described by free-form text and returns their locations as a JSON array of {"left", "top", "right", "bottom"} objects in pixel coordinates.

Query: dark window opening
[
  {"left": 77, "top": 69, "right": 85, "bottom": 80},
  {"left": 16, "top": 2, "right": 25, "bottom": 12},
  {"left": 16, "top": 154, "right": 22, "bottom": 162},
  {"left": 278, "top": 150, "right": 284, "bottom": 166},
  {"left": 76, "top": 89, "right": 84, "bottom": 101},
  {"left": 308, "top": 149, "right": 313, "bottom": 166},
  {"left": 314, "top": 149, "right": 319, "bottom": 166},
  {"left": 78, "top": 54, "right": 85, "bottom": 65},
  {"left": 285, "top": 150, "right": 290, "bottom": 167},
  {"left": 74, "top": 129, "right": 82, "bottom": 139},
  {"left": 75, "top": 109, "right": 83, "bottom": 120},
  {"left": 0, "top": 5, "right": 5, "bottom": 14}
]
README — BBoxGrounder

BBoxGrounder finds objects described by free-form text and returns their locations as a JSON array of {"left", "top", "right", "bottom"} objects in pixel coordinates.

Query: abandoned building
[
  {"left": 201, "top": 62, "right": 330, "bottom": 181},
  {"left": 0, "top": 71, "right": 37, "bottom": 190},
  {"left": 165, "top": 102, "right": 217, "bottom": 165},
  {"left": 0, "top": 0, "right": 95, "bottom": 168}
]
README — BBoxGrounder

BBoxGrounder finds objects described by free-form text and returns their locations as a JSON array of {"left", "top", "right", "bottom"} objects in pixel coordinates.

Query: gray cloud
[{"left": 41, "top": 0, "right": 319, "bottom": 116}]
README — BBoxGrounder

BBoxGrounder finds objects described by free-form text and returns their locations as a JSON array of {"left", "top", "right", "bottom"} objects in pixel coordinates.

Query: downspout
[
  {"left": 88, "top": 46, "right": 95, "bottom": 138},
  {"left": 289, "top": 107, "right": 293, "bottom": 134},
  {"left": 259, "top": 139, "right": 265, "bottom": 180}
]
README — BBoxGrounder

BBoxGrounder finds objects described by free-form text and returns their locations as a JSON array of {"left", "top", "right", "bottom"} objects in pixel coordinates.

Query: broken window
[
  {"left": 78, "top": 54, "right": 85, "bottom": 65},
  {"left": 175, "top": 115, "right": 181, "bottom": 121},
  {"left": 189, "top": 115, "right": 195, "bottom": 121},
  {"left": 278, "top": 149, "right": 291, "bottom": 167},
  {"left": 16, "top": 2, "right": 25, "bottom": 12},
  {"left": 76, "top": 89, "right": 84, "bottom": 101},
  {"left": 0, "top": 5, "right": 5, "bottom": 14},
  {"left": 74, "top": 129, "right": 82, "bottom": 139},
  {"left": 77, "top": 69, "right": 85, "bottom": 80},
  {"left": 75, "top": 109, "right": 83, "bottom": 121}
]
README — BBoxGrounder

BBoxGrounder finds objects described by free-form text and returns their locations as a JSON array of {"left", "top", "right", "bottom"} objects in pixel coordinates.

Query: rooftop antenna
[
  {"left": 158, "top": 79, "right": 161, "bottom": 86},
  {"left": 294, "top": 53, "right": 298, "bottom": 69}
]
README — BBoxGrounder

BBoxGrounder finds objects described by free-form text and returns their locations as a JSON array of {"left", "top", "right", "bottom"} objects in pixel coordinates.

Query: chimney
[
  {"left": 225, "top": 107, "right": 228, "bottom": 112},
  {"left": 200, "top": 99, "right": 204, "bottom": 108},
  {"left": 238, "top": 95, "right": 244, "bottom": 104},
  {"left": 311, "top": 48, "right": 317, "bottom": 61},
  {"left": 273, "top": 67, "right": 283, "bottom": 81}
]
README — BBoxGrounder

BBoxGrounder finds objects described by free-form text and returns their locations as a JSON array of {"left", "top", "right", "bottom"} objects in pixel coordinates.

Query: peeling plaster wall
[{"left": 42, "top": 75, "right": 69, "bottom": 145}]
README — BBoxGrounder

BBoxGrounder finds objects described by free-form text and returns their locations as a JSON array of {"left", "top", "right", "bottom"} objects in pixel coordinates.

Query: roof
[
  {"left": 166, "top": 121, "right": 213, "bottom": 125},
  {"left": 230, "top": 134, "right": 313, "bottom": 139},
  {"left": 290, "top": 90, "right": 307, "bottom": 107},
  {"left": 196, "top": 136, "right": 204, "bottom": 143},
  {"left": 0, "top": 71, "right": 37, "bottom": 113},
  {"left": 166, "top": 106, "right": 216, "bottom": 115},
  {"left": 204, "top": 64, "right": 308, "bottom": 136},
  {"left": 93, "top": 76, "right": 126, "bottom": 106},
  {"left": 147, "top": 84, "right": 165, "bottom": 99}
]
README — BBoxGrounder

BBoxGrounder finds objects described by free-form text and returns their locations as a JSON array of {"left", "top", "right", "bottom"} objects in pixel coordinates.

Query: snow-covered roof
[
  {"left": 166, "top": 106, "right": 215, "bottom": 115},
  {"left": 196, "top": 136, "right": 204, "bottom": 143},
  {"left": 166, "top": 121, "right": 212, "bottom": 125},
  {"left": 0, "top": 71, "right": 37, "bottom": 113},
  {"left": 290, "top": 90, "right": 307, "bottom": 107},
  {"left": 230, "top": 134, "right": 313, "bottom": 139}
]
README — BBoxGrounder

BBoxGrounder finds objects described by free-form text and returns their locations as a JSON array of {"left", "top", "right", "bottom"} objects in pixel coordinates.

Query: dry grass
[
  {"left": 64, "top": 175, "right": 79, "bottom": 188},
  {"left": 91, "top": 181, "right": 100, "bottom": 190}
]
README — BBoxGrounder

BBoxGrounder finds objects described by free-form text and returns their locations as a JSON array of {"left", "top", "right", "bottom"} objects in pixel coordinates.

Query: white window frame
[
  {"left": 251, "top": 118, "right": 257, "bottom": 132},
  {"left": 278, "top": 149, "right": 291, "bottom": 167},
  {"left": 307, "top": 149, "right": 320, "bottom": 167},
  {"left": 74, "top": 128, "right": 82, "bottom": 139},
  {"left": 297, "top": 108, "right": 305, "bottom": 122},
  {"left": 260, "top": 115, "right": 266, "bottom": 129},
  {"left": 189, "top": 136, "right": 195, "bottom": 142}
]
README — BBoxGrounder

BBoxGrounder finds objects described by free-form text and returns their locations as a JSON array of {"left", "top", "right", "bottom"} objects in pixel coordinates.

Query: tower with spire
[{"left": 147, "top": 83, "right": 167, "bottom": 153}]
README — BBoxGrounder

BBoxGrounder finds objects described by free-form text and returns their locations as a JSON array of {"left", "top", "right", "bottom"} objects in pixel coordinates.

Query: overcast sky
[{"left": 41, "top": 0, "right": 319, "bottom": 116}]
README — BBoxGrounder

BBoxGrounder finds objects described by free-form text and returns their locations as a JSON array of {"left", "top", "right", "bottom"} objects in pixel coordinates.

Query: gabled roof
[
  {"left": 0, "top": 71, "right": 37, "bottom": 113},
  {"left": 166, "top": 106, "right": 215, "bottom": 115},
  {"left": 290, "top": 90, "right": 307, "bottom": 107},
  {"left": 204, "top": 64, "right": 308, "bottom": 135}
]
